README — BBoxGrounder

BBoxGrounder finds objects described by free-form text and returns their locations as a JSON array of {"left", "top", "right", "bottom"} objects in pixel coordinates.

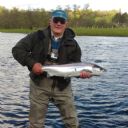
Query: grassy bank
[
  {"left": 0, "top": 28, "right": 32, "bottom": 33},
  {"left": 73, "top": 27, "right": 128, "bottom": 37},
  {"left": 0, "top": 27, "right": 128, "bottom": 36}
]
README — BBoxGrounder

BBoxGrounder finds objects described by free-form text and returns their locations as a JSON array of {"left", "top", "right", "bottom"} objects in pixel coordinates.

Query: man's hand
[
  {"left": 80, "top": 71, "right": 92, "bottom": 79},
  {"left": 32, "top": 63, "right": 43, "bottom": 75}
]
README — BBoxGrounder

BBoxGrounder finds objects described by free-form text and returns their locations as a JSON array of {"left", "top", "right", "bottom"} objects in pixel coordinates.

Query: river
[{"left": 0, "top": 32, "right": 128, "bottom": 128}]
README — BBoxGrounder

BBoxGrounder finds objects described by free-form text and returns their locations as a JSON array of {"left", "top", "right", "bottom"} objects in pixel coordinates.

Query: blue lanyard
[{"left": 51, "top": 39, "right": 60, "bottom": 49}]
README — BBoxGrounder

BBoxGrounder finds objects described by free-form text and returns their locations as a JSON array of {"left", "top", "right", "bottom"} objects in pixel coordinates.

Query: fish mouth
[
  {"left": 93, "top": 64, "right": 107, "bottom": 72},
  {"left": 103, "top": 68, "right": 107, "bottom": 72}
]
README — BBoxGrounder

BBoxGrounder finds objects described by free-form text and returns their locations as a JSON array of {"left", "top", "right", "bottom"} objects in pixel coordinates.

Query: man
[{"left": 12, "top": 10, "right": 92, "bottom": 128}]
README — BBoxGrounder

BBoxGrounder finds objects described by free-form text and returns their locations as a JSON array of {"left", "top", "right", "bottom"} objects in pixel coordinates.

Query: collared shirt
[
  {"left": 45, "top": 32, "right": 63, "bottom": 64},
  {"left": 51, "top": 31, "right": 63, "bottom": 41},
  {"left": 50, "top": 38, "right": 60, "bottom": 60}
]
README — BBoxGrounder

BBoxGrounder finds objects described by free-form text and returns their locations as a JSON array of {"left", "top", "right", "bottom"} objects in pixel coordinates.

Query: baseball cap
[{"left": 52, "top": 10, "right": 68, "bottom": 20}]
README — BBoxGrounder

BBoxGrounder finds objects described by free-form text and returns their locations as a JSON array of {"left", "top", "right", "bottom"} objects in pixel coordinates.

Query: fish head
[{"left": 92, "top": 64, "right": 107, "bottom": 75}]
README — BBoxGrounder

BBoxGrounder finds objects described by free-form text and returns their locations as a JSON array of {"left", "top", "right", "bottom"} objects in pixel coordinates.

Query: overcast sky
[{"left": 0, "top": 0, "right": 128, "bottom": 13}]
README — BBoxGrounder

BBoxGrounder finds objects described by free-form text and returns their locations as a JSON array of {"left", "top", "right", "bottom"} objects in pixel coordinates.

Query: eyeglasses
[{"left": 53, "top": 17, "right": 66, "bottom": 24}]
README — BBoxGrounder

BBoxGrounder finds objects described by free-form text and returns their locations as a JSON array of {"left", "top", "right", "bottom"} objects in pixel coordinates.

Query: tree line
[{"left": 0, "top": 6, "right": 128, "bottom": 29}]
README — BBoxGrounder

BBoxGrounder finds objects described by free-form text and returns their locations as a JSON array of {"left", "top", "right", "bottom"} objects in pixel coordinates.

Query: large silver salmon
[{"left": 42, "top": 62, "right": 106, "bottom": 77}]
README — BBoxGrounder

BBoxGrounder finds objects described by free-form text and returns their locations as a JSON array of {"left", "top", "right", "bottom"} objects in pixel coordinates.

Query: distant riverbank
[
  {"left": 73, "top": 27, "right": 128, "bottom": 37},
  {"left": 0, "top": 27, "right": 128, "bottom": 37}
]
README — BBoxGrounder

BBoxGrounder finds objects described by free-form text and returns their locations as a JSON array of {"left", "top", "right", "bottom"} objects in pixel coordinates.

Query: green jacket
[{"left": 12, "top": 26, "right": 81, "bottom": 90}]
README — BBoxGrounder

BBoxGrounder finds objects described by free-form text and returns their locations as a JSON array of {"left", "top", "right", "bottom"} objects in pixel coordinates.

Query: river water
[{"left": 0, "top": 32, "right": 128, "bottom": 128}]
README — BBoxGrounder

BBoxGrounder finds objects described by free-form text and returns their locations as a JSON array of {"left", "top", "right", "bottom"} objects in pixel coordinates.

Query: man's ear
[
  {"left": 49, "top": 19, "right": 52, "bottom": 25},
  {"left": 66, "top": 21, "right": 68, "bottom": 27}
]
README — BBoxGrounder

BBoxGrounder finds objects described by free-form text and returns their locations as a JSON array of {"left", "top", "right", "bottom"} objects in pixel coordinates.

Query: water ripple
[{"left": 0, "top": 34, "right": 128, "bottom": 128}]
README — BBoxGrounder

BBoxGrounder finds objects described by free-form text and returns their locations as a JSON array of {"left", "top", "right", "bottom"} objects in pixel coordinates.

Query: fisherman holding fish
[{"left": 12, "top": 10, "right": 92, "bottom": 128}]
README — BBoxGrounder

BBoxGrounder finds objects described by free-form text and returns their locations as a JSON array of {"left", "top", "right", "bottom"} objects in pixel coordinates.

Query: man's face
[{"left": 50, "top": 17, "right": 68, "bottom": 36}]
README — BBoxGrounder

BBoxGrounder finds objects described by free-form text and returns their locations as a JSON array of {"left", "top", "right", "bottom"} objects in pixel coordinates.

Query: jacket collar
[{"left": 37, "top": 26, "right": 75, "bottom": 40}]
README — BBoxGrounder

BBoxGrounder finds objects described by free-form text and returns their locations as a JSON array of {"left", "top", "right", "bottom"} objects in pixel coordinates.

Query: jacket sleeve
[
  {"left": 67, "top": 39, "right": 81, "bottom": 63},
  {"left": 73, "top": 40, "right": 82, "bottom": 62},
  {"left": 12, "top": 32, "right": 37, "bottom": 70}
]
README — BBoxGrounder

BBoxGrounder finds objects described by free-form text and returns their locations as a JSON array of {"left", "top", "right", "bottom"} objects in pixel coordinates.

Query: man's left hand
[{"left": 80, "top": 71, "right": 92, "bottom": 79}]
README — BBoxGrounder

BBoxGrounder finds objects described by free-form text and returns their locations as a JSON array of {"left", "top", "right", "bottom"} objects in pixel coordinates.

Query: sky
[{"left": 0, "top": 0, "right": 128, "bottom": 13}]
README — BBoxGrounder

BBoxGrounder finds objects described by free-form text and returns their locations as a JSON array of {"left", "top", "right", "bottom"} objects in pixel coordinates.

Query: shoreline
[{"left": 0, "top": 28, "right": 128, "bottom": 37}]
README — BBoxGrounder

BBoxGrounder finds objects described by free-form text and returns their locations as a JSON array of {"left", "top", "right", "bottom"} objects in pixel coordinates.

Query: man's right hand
[
  {"left": 80, "top": 71, "right": 92, "bottom": 79},
  {"left": 32, "top": 63, "right": 43, "bottom": 75}
]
